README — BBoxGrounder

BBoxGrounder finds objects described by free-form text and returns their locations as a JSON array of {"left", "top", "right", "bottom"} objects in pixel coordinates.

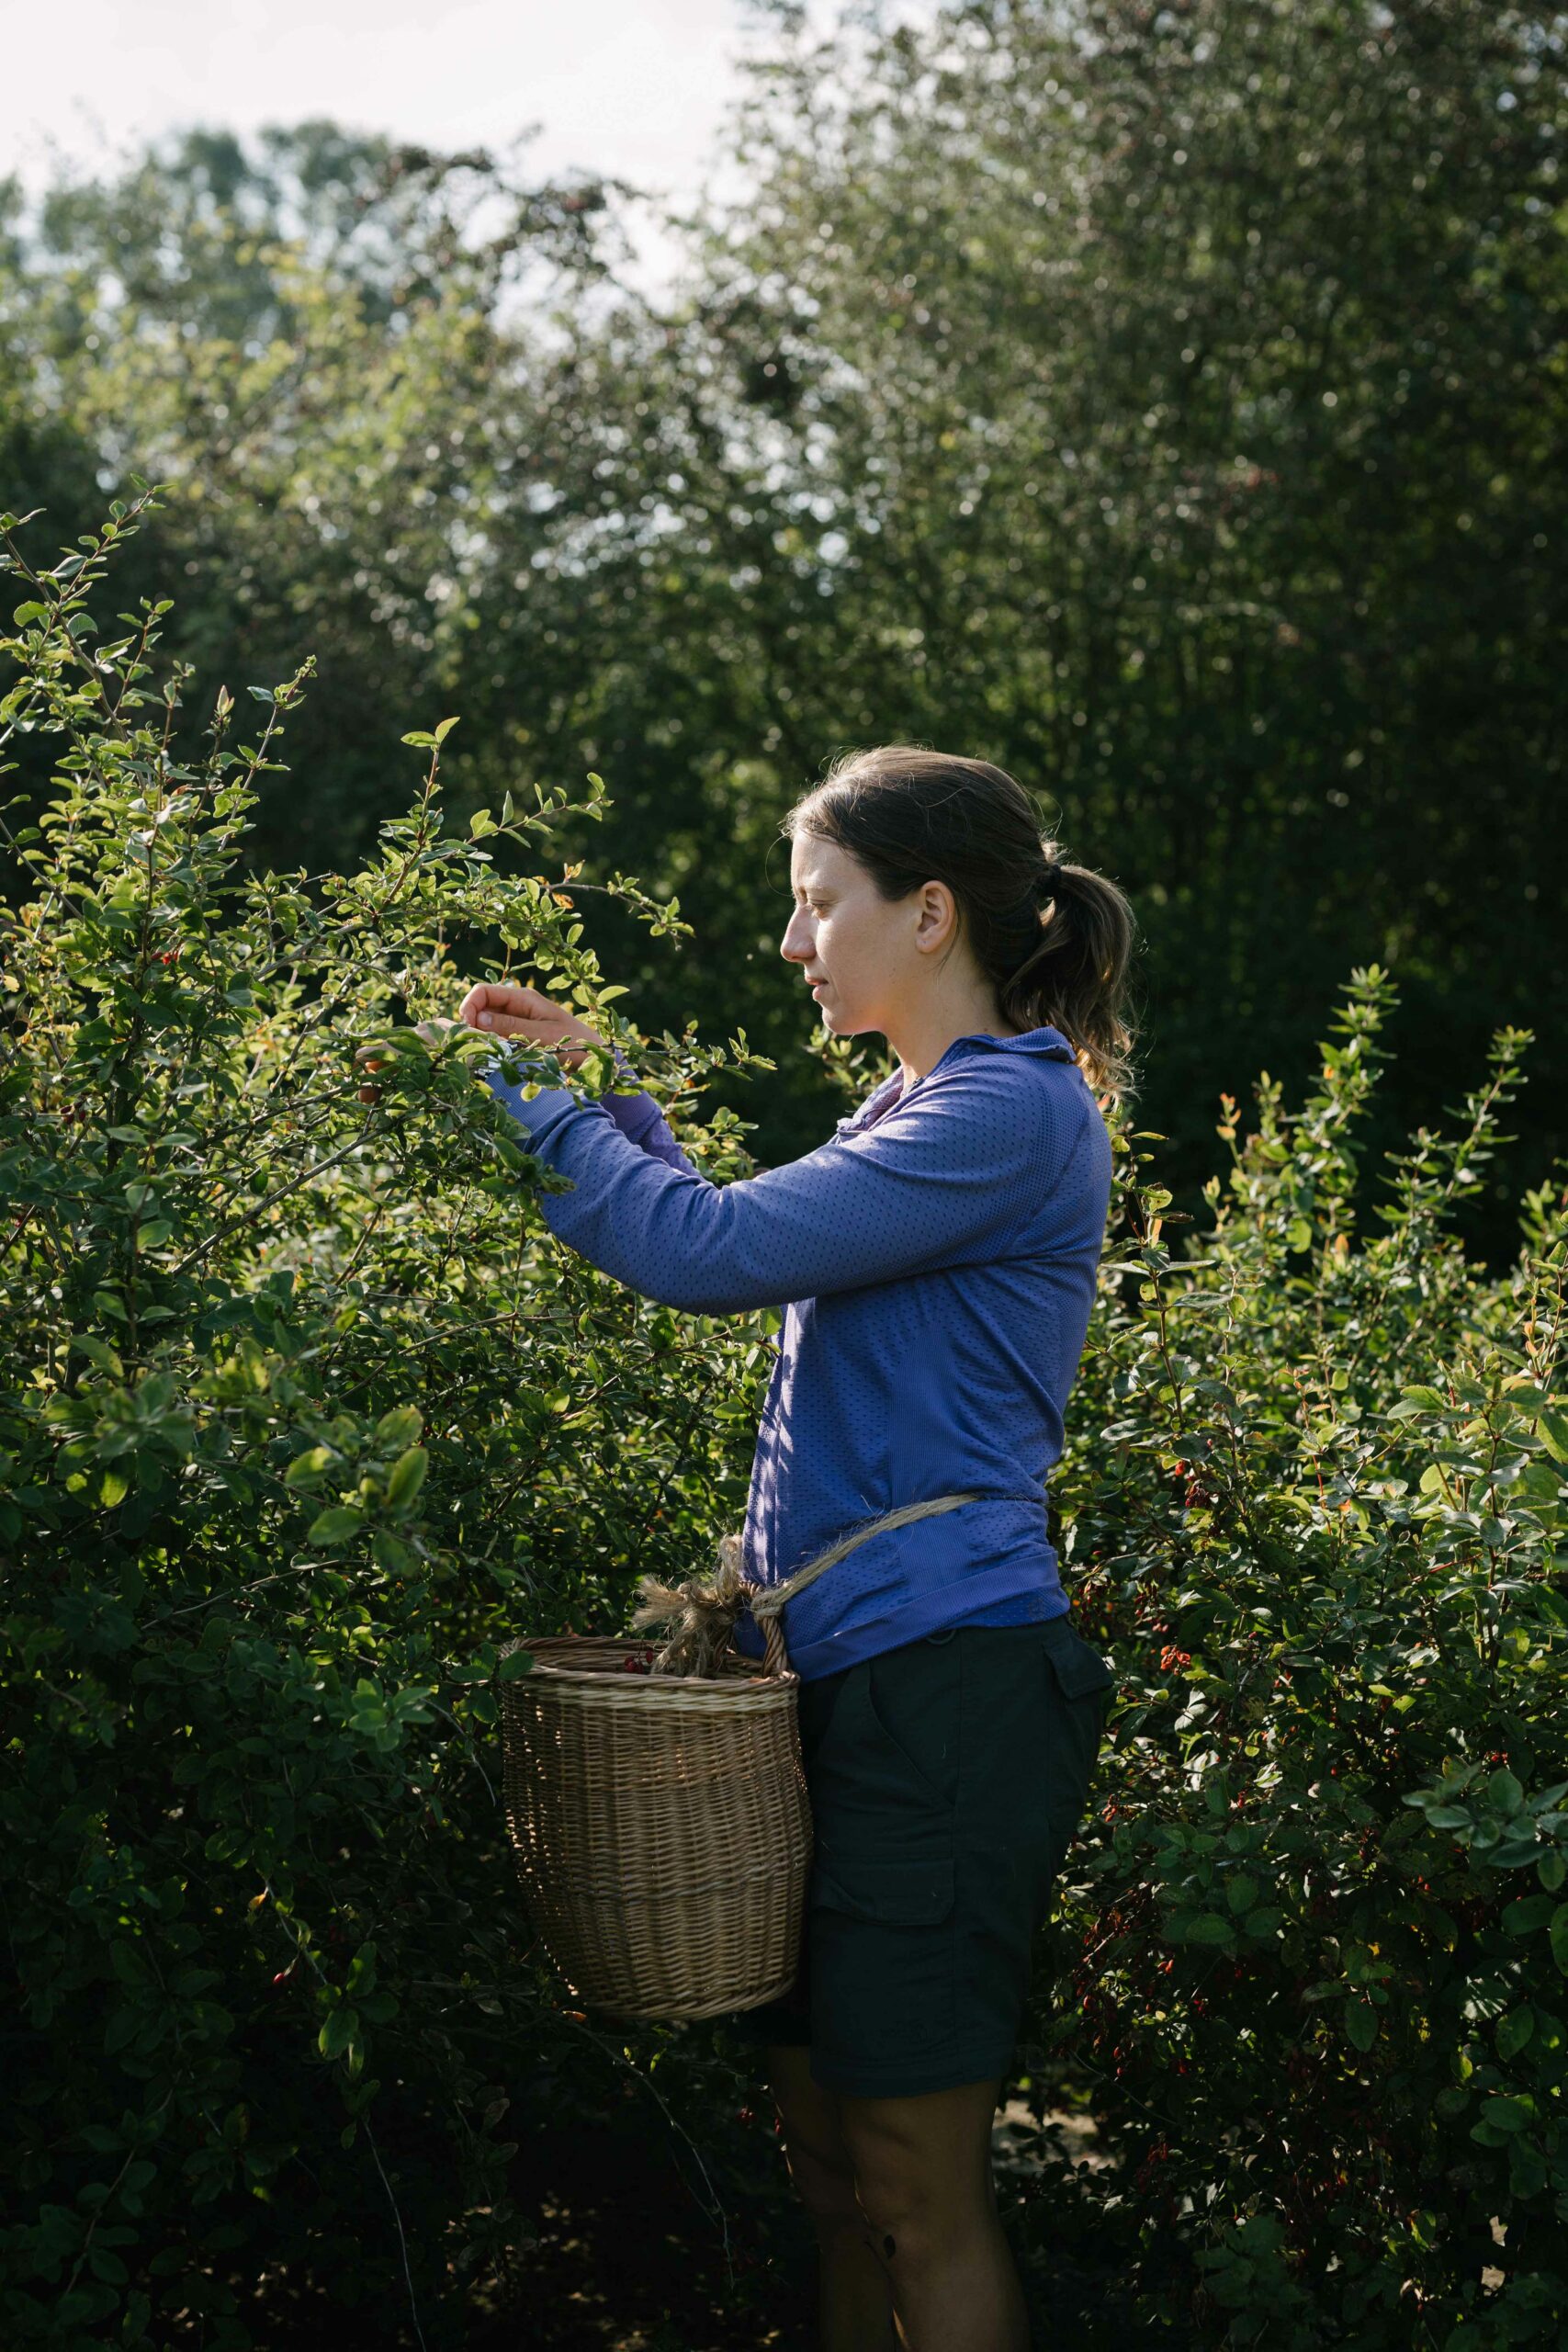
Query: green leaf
[
  {"left": 1473, "top": 2095, "right": 1532, "bottom": 2135},
  {"left": 386, "top": 1446, "right": 428, "bottom": 1508},
  {"left": 1496, "top": 2005, "right": 1535, "bottom": 2061},
  {"left": 307, "top": 1506, "right": 365, "bottom": 1546},
  {"left": 434, "top": 716, "right": 460, "bottom": 743},
  {"left": 1345, "top": 2000, "right": 1377, "bottom": 2052},
  {"left": 318, "top": 2006, "right": 361, "bottom": 2059},
  {"left": 1177, "top": 1913, "right": 1235, "bottom": 1946},
  {"left": 285, "top": 1445, "right": 334, "bottom": 1487},
  {"left": 497, "top": 1649, "right": 535, "bottom": 1681},
  {"left": 372, "top": 1531, "right": 417, "bottom": 1576},
  {"left": 1551, "top": 1905, "right": 1568, "bottom": 1973}
]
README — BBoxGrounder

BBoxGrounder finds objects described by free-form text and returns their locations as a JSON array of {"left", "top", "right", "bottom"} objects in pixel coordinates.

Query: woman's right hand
[{"left": 457, "top": 980, "right": 605, "bottom": 1073}]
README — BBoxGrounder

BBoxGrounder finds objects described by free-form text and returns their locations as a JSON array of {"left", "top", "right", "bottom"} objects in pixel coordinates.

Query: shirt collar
[
  {"left": 845, "top": 1025, "right": 1078, "bottom": 1131},
  {"left": 943, "top": 1023, "right": 1077, "bottom": 1063}
]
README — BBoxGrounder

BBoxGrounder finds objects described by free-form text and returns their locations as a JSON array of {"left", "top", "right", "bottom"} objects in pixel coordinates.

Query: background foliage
[{"left": 2, "top": 0, "right": 1563, "bottom": 1255}]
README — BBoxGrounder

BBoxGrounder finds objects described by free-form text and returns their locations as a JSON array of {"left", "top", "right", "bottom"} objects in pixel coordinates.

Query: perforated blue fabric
[{"left": 485, "top": 1025, "right": 1112, "bottom": 1679}]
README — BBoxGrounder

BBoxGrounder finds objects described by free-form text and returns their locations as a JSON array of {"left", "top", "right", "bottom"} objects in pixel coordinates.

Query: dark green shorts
[{"left": 730, "top": 1614, "right": 1116, "bottom": 2099}]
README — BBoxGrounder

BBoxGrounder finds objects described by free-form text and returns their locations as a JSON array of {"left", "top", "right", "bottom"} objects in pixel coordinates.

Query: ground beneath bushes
[
  {"left": 215, "top": 2085, "right": 1168, "bottom": 2349},
  {"left": 462, "top": 2092, "right": 1161, "bottom": 2351}
]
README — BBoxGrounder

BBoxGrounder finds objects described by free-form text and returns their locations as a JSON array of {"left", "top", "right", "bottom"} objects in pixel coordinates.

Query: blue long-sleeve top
[{"left": 484, "top": 1024, "right": 1112, "bottom": 1680}]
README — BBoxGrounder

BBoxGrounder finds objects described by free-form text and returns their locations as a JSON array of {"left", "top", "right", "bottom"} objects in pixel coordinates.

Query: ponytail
[{"left": 998, "top": 853, "right": 1138, "bottom": 1103}]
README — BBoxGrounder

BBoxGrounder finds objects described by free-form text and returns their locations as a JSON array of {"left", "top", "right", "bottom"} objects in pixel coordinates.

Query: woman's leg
[
  {"left": 765, "top": 2043, "right": 897, "bottom": 2351},
  {"left": 838, "top": 2074, "right": 1028, "bottom": 2352}
]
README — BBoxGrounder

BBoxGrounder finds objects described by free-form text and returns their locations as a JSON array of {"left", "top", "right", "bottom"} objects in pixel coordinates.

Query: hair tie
[{"left": 1035, "top": 863, "right": 1066, "bottom": 903}]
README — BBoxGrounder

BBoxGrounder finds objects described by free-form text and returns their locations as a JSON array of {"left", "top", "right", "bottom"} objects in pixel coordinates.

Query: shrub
[
  {"left": 7, "top": 492, "right": 1565, "bottom": 2349},
  {"left": 1028, "top": 972, "right": 1568, "bottom": 2345},
  {"left": 0, "top": 492, "right": 780, "bottom": 2347}
]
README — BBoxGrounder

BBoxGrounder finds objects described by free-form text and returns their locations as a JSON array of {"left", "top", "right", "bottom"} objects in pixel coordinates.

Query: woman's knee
[
  {"left": 766, "top": 2050, "right": 864, "bottom": 2238},
  {"left": 838, "top": 2086, "right": 998, "bottom": 2268}
]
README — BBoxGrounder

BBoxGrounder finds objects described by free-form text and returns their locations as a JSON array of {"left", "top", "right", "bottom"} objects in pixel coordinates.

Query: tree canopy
[{"left": 4, "top": 0, "right": 1564, "bottom": 1250}]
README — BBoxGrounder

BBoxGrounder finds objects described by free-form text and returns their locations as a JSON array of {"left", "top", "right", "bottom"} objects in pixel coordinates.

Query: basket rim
[{"left": 497, "top": 1632, "right": 797, "bottom": 1692}]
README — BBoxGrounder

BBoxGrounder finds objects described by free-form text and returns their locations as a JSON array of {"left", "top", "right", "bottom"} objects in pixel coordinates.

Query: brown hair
[{"left": 784, "top": 744, "right": 1139, "bottom": 1104}]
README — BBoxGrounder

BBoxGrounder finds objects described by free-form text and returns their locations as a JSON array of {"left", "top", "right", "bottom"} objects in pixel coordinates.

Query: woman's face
[{"left": 781, "top": 832, "right": 954, "bottom": 1035}]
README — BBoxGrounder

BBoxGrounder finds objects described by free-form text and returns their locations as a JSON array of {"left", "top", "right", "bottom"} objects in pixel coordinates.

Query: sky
[{"left": 4, "top": 0, "right": 823, "bottom": 294}]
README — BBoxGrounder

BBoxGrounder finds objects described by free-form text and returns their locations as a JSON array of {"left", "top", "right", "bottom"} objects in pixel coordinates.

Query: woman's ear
[{"left": 914, "top": 879, "right": 959, "bottom": 955}]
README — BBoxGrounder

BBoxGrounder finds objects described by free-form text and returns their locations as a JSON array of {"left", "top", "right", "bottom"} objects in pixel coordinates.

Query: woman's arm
[
  {"left": 597, "top": 1046, "right": 701, "bottom": 1178},
  {"left": 454, "top": 980, "right": 700, "bottom": 1177},
  {"left": 484, "top": 1052, "right": 1079, "bottom": 1316}
]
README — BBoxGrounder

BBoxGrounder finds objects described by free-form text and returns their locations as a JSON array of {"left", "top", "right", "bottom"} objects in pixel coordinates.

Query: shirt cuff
[
  {"left": 482, "top": 1054, "right": 581, "bottom": 1136},
  {"left": 481, "top": 1040, "right": 642, "bottom": 1137}
]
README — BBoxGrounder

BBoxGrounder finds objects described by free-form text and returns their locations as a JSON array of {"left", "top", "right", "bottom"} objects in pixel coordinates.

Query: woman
[{"left": 458, "top": 746, "right": 1135, "bottom": 2352}]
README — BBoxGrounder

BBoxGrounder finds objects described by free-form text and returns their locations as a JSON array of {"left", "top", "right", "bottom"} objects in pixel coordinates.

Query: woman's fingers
[
  {"left": 458, "top": 980, "right": 551, "bottom": 1028},
  {"left": 468, "top": 1008, "right": 572, "bottom": 1039},
  {"left": 457, "top": 980, "right": 594, "bottom": 1070}
]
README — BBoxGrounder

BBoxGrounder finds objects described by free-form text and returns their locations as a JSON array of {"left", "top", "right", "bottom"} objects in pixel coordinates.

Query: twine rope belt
[{"left": 629, "top": 1491, "right": 981, "bottom": 1679}]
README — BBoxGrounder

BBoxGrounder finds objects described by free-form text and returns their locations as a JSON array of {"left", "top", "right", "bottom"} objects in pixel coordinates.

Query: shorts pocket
[
  {"left": 1044, "top": 1631, "right": 1118, "bottom": 1709},
  {"left": 808, "top": 1851, "right": 956, "bottom": 2049},
  {"left": 808, "top": 1651, "right": 961, "bottom": 1831},
  {"left": 864, "top": 1643, "right": 962, "bottom": 1811}
]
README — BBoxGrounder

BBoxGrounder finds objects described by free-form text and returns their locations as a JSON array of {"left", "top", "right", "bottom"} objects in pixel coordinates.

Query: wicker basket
[{"left": 498, "top": 1634, "right": 811, "bottom": 2020}]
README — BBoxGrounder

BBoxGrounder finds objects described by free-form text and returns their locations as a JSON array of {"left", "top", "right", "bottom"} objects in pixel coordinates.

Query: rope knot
[
  {"left": 627, "top": 1492, "right": 982, "bottom": 1680},
  {"left": 630, "top": 1532, "right": 780, "bottom": 1677}
]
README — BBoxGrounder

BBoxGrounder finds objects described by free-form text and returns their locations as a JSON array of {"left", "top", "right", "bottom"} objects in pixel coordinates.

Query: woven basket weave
[{"left": 498, "top": 1634, "right": 811, "bottom": 2020}]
